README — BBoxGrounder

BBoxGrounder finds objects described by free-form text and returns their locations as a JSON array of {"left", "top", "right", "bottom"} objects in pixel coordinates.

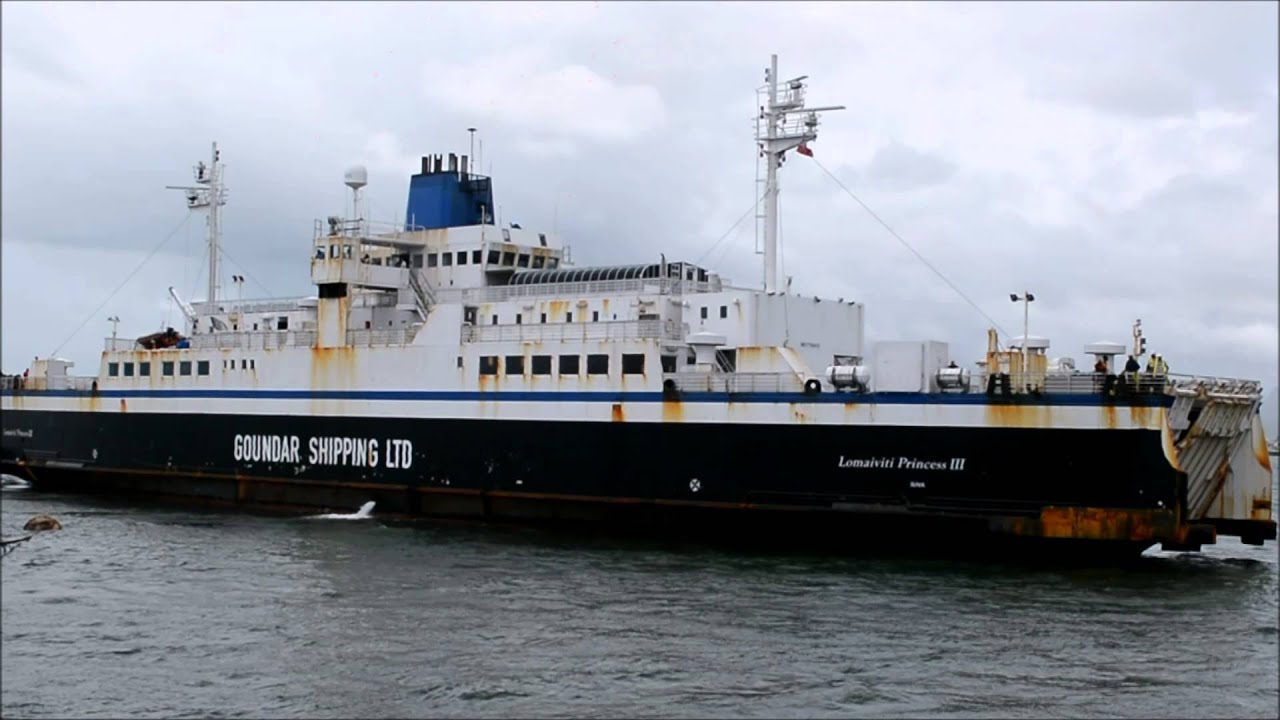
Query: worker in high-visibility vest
[{"left": 1153, "top": 354, "right": 1168, "bottom": 376}]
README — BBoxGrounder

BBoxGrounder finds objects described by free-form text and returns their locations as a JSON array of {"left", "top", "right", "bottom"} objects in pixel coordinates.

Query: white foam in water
[
  {"left": 309, "top": 501, "right": 376, "bottom": 520},
  {"left": 0, "top": 474, "right": 31, "bottom": 490}
]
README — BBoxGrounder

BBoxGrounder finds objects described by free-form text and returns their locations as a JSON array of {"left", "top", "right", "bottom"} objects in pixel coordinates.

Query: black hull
[{"left": 1, "top": 408, "right": 1200, "bottom": 556}]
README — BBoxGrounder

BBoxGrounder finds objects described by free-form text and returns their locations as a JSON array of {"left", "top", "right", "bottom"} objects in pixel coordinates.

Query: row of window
[
  {"left": 107, "top": 358, "right": 256, "bottom": 378},
  {"left": 424, "top": 249, "right": 559, "bottom": 270},
  {"left": 479, "top": 353, "right": 645, "bottom": 377},
  {"left": 109, "top": 360, "right": 209, "bottom": 378},
  {"left": 703, "top": 305, "right": 729, "bottom": 320}
]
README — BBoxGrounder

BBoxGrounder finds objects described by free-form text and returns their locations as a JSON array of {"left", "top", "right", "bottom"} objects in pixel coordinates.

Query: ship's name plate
[
  {"left": 838, "top": 455, "right": 966, "bottom": 471},
  {"left": 234, "top": 434, "right": 413, "bottom": 469}
]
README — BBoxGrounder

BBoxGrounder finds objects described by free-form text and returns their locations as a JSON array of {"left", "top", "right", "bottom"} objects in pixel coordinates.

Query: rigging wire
[
  {"left": 217, "top": 246, "right": 276, "bottom": 299},
  {"left": 694, "top": 191, "right": 767, "bottom": 268},
  {"left": 49, "top": 212, "right": 195, "bottom": 357},
  {"left": 807, "top": 156, "right": 1012, "bottom": 342}
]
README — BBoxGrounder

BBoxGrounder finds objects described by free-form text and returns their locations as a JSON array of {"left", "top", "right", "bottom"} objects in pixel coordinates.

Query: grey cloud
[{"left": 862, "top": 142, "right": 957, "bottom": 191}]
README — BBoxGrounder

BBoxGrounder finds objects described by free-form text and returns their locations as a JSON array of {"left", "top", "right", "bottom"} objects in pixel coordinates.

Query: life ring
[{"left": 803, "top": 378, "right": 821, "bottom": 394}]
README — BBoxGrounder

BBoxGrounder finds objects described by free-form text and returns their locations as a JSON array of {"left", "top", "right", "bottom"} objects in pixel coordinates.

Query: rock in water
[{"left": 23, "top": 515, "right": 62, "bottom": 532}]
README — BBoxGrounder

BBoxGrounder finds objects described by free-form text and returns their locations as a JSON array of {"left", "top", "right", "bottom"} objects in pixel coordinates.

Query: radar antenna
[{"left": 754, "top": 55, "right": 844, "bottom": 293}]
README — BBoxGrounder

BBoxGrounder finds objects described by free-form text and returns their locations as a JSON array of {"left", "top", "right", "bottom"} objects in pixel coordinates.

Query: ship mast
[
  {"left": 167, "top": 142, "right": 227, "bottom": 308},
  {"left": 755, "top": 55, "right": 843, "bottom": 294}
]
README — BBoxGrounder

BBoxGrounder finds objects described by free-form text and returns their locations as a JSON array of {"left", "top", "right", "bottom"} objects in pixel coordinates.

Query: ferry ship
[{"left": 2, "top": 56, "right": 1274, "bottom": 556}]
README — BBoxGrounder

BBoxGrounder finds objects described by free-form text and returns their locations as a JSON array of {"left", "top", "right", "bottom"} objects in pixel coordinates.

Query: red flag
[{"left": 796, "top": 143, "right": 813, "bottom": 157}]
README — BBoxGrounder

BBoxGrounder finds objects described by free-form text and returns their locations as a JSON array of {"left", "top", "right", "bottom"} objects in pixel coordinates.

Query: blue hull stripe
[{"left": 1, "top": 388, "right": 1175, "bottom": 408}]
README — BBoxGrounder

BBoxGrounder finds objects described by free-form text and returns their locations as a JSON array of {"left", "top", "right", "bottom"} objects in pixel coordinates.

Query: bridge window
[
  {"left": 139, "top": 362, "right": 151, "bottom": 377},
  {"left": 479, "top": 356, "right": 498, "bottom": 376},
  {"left": 108, "top": 362, "right": 119, "bottom": 377},
  {"left": 565, "top": 311, "right": 573, "bottom": 323},
  {"left": 412, "top": 253, "right": 423, "bottom": 269},
  {"left": 517, "top": 253, "right": 529, "bottom": 268},
  {"left": 622, "top": 354, "right": 645, "bottom": 375},
  {"left": 538, "top": 233, "right": 547, "bottom": 247},
  {"left": 505, "top": 356, "right": 524, "bottom": 376},
  {"left": 720, "top": 305, "right": 728, "bottom": 319},
  {"left": 592, "top": 311, "right": 599, "bottom": 322},
  {"left": 515, "top": 314, "right": 522, "bottom": 325},
  {"left": 330, "top": 244, "right": 340, "bottom": 259},
  {"left": 427, "top": 253, "right": 438, "bottom": 268},
  {"left": 587, "top": 354, "right": 609, "bottom": 375},
  {"left": 532, "top": 256, "right": 545, "bottom": 269},
  {"left": 123, "top": 362, "right": 134, "bottom": 377},
  {"left": 180, "top": 361, "right": 192, "bottom": 376},
  {"left": 472, "top": 250, "right": 482, "bottom": 264},
  {"left": 501, "top": 251, "right": 515, "bottom": 266},
  {"left": 163, "top": 361, "right": 175, "bottom": 376},
  {"left": 315, "top": 247, "right": 325, "bottom": 260},
  {"left": 197, "top": 360, "right": 210, "bottom": 376},
  {"left": 487, "top": 250, "right": 500, "bottom": 265},
  {"left": 701, "top": 307, "right": 708, "bottom": 320},
  {"left": 344, "top": 245, "right": 353, "bottom": 259},
  {"left": 277, "top": 316, "right": 288, "bottom": 331},
  {"left": 442, "top": 253, "right": 452, "bottom": 266},
  {"left": 532, "top": 355, "right": 551, "bottom": 375},
  {"left": 457, "top": 251, "right": 467, "bottom": 266},
  {"left": 540, "top": 313, "right": 547, "bottom": 323}
]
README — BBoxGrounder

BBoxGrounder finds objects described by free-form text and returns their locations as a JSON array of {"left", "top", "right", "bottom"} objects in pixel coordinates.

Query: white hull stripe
[{"left": 0, "top": 388, "right": 1173, "bottom": 408}]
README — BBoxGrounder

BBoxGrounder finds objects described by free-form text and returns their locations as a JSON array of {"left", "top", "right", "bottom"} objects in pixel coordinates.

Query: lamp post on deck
[
  {"left": 1010, "top": 292, "right": 1035, "bottom": 390},
  {"left": 107, "top": 315, "right": 120, "bottom": 344}
]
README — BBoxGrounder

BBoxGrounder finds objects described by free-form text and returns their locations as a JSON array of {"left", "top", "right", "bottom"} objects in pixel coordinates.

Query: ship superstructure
[{"left": 2, "top": 55, "right": 1273, "bottom": 556}]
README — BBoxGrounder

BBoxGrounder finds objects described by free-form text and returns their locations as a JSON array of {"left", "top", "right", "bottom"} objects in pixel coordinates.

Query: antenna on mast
[
  {"left": 167, "top": 142, "right": 228, "bottom": 307},
  {"left": 754, "top": 55, "right": 844, "bottom": 294}
]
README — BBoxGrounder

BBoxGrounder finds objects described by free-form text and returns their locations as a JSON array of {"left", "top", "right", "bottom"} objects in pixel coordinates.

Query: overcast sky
[{"left": 2, "top": 1, "right": 1276, "bottom": 409}]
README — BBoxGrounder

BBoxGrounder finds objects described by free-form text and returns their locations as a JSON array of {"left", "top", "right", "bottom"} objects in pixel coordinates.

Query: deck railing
[{"left": 462, "top": 319, "right": 684, "bottom": 344}]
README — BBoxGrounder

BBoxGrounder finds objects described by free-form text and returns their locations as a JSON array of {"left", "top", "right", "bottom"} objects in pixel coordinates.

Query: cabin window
[
  {"left": 139, "top": 362, "right": 151, "bottom": 377},
  {"left": 566, "top": 311, "right": 573, "bottom": 323},
  {"left": 427, "top": 253, "right": 438, "bottom": 268},
  {"left": 587, "top": 354, "right": 609, "bottom": 376},
  {"left": 515, "top": 314, "right": 522, "bottom": 325},
  {"left": 540, "top": 312, "right": 547, "bottom": 324},
  {"left": 330, "top": 244, "right": 340, "bottom": 258},
  {"left": 457, "top": 251, "right": 467, "bottom": 266},
  {"left": 241, "top": 359, "right": 248, "bottom": 369},
  {"left": 277, "top": 316, "right": 288, "bottom": 331},
  {"left": 559, "top": 355, "right": 580, "bottom": 376},
  {"left": 197, "top": 360, "right": 210, "bottom": 376},
  {"left": 108, "top": 362, "right": 119, "bottom": 377},
  {"left": 412, "top": 253, "right": 424, "bottom": 269},
  {"left": 463, "top": 307, "right": 478, "bottom": 325},
  {"left": 516, "top": 253, "right": 529, "bottom": 268},
  {"left": 532, "top": 356, "right": 552, "bottom": 376},
  {"left": 123, "top": 362, "right": 134, "bottom": 377},
  {"left": 701, "top": 307, "right": 708, "bottom": 320},
  {"left": 180, "top": 361, "right": 192, "bottom": 376},
  {"left": 547, "top": 257, "right": 559, "bottom": 269},
  {"left": 538, "top": 233, "right": 548, "bottom": 247},
  {"left": 343, "top": 244, "right": 353, "bottom": 259},
  {"left": 472, "top": 250, "right": 482, "bottom": 264},
  {"left": 442, "top": 252, "right": 453, "bottom": 266},
  {"left": 505, "top": 355, "right": 524, "bottom": 376},
  {"left": 491, "top": 314, "right": 498, "bottom": 325},
  {"left": 720, "top": 305, "right": 728, "bottom": 319},
  {"left": 532, "top": 256, "right": 545, "bottom": 269},
  {"left": 315, "top": 247, "right": 325, "bottom": 260},
  {"left": 479, "top": 356, "right": 499, "bottom": 376},
  {"left": 501, "top": 251, "right": 515, "bottom": 266},
  {"left": 456, "top": 356, "right": 463, "bottom": 369},
  {"left": 163, "top": 361, "right": 175, "bottom": 376},
  {"left": 622, "top": 354, "right": 645, "bottom": 375},
  {"left": 592, "top": 311, "right": 599, "bottom": 322},
  {"left": 660, "top": 355, "right": 677, "bottom": 373},
  {"left": 249, "top": 359, "right": 255, "bottom": 370},
  {"left": 487, "top": 250, "right": 500, "bottom": 265},
  {"left": 253, "top": 323, "right": 258, "bottom": 331}
]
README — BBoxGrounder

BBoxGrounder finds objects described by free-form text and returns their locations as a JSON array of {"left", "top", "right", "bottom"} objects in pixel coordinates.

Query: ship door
[{"left": 463, "top": 306, "right": 478, "bottom": 325}]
